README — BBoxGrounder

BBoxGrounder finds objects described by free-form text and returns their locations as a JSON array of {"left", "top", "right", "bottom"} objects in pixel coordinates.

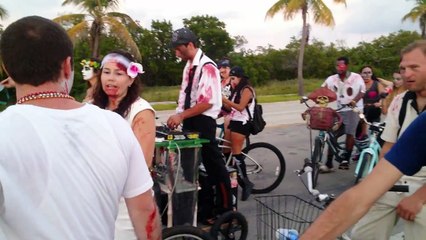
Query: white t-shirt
[
  {"left": 382, "top": 90, "right": 426, "bottom": 178},
  {"left": 322, "top": 72, "right": 366, "bottom": 111},
  {"left": 230, "top": 87, "right": 255, "bottom": 124},
  {"left": 0, "top": 104, "right": 153, "bottom": 239}
]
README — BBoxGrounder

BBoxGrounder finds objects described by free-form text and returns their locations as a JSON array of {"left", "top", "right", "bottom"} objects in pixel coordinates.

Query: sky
[{"left": 0, "top": 0, "right": 420, "bottom": 50}]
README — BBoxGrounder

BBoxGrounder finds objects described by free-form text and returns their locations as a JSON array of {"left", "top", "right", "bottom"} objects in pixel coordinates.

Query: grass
[{"left": 149, "top": 79, "right": 324, "bottom": 111}]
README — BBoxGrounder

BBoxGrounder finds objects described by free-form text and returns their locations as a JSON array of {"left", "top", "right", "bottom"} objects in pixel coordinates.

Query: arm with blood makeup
[{"left": 126, "top": 191, "right": 162, "bottom": 240}]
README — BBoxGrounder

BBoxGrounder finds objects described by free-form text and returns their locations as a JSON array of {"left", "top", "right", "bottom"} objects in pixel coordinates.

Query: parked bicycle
[{"left": 353, "top": 110, "right": 385, "bottom": 184}]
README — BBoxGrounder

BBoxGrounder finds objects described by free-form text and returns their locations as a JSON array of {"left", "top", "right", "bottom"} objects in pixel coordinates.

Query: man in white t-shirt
[
  {"left": 322, "top": 56, "right": 366, "bottom": 171},
  {"left": 0, "top": 16, "right": 161, "bottom": 239}
]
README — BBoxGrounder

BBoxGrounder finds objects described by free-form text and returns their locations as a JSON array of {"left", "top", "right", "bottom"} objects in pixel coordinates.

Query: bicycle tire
[
  {"left": 210, "top": 211, "right": 248, "bottom": 240},
  {"left": 242, "top": 142, "right": 286, "bottom": 194},
  {"left": 162, "top": 225, "right": 214, "bottom": 240},
  {"left": 311, "top": 137, "right": 324, "bottom": 188},
  {"left": 354, "top": 153, "right": 372, "bottom": 184}
]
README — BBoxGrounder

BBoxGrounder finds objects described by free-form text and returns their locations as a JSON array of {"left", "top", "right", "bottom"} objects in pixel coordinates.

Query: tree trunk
[
  {"left": 90, "top": 19, "right": 102, "bottom": 59},
  {"left": 297, "top": 7, "right": 308, "bottom": 96}
]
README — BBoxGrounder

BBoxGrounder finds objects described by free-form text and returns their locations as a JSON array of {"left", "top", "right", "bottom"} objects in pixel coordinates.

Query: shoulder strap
[
  {"left": 398, "top": 91, "right": 415, "bottom": 136},
  {"left": 198, "top": 54, "right": 216, "bottom": 80},
  {"left": 244, "top": 86, "right": 255, "bottom": 120}
]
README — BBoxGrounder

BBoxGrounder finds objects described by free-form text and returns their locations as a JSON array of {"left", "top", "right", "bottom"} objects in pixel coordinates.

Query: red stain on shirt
[{"left": 198, "top": 86, "right": 212, "bottom": 103}]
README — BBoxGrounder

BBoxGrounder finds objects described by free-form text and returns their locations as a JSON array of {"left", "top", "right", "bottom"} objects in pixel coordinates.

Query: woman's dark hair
[
  {"left": 92, "top": 50, "right": 142, "bottom": 118},
  {"left": 360, "top": 65, "right": 379, "bottom": 81},
  {"left": 230, "top": 76, "right": 250, "bottom": 104}
]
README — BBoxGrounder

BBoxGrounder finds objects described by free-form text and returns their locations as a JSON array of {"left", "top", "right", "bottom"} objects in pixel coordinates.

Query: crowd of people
[{"left": 1, "top": 14, "right": 426, "bottom": 240}]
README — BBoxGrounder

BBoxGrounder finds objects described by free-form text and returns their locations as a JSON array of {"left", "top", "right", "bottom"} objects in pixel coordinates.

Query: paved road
[
  {"left": 156, "top": 101, "right": 403, "bottom": 239},
  {"left": 155, "top": 100, "right": 306, "bottom": 128}
]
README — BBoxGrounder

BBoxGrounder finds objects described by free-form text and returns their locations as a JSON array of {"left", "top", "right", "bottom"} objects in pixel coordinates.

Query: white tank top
[{"left": 230, "top": 87, "right": 255, "bottom": 124}]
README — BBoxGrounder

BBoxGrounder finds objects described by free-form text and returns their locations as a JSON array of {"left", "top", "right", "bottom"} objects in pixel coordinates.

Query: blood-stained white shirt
[
  {"left": 322, "top": 72, "right": 366, "bottom": 111},
  {"left": 176, "top": 49, "right": 222, "bottom": 119}
]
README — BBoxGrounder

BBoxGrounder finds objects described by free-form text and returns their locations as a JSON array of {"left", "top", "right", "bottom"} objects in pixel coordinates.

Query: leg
[
  {"left": 340, "top": 111, "right": 360, "bottom": 169},
  {"left": 184, "top": 116, "right": 232, "bottom": 217},
  {"left": 230, "top": 131, "right": 253, "bottom": 201},
  {"left": 222, "top": 116, "right": 232, "bottom": 160},
  {"left": 351, "top": 193, "right": 401, "bottom": 240}
]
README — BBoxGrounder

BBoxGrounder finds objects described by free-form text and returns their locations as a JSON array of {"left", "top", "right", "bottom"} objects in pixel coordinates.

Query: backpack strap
[
  {"left": 397, "top": 91, "right": 415, "bottom": 137},
  {"left": 244, "top": 86, "right": 255, "bottom": 120}
]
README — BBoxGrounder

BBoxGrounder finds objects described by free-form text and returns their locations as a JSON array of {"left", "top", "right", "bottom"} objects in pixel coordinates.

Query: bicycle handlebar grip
[{"left": 388, "top": 185, "right": 409, "bottom": 192}]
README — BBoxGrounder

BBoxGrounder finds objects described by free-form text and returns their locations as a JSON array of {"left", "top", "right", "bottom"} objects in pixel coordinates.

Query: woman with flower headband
[
  {"left": 80, "top": 58, "right": 101, "bottom": 102},
  {"left": 92, "top": 50, "right": 157, "bottom": 239}
]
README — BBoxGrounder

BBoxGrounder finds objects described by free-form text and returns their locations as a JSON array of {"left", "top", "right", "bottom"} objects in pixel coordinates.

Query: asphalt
[{"left": 156, "top": 101, "right": 404, "bottom": 240}]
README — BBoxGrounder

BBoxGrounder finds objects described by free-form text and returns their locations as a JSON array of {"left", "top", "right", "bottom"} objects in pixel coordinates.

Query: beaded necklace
[{"left": 17, "top": 91, "right": 75, "bottom": 104}]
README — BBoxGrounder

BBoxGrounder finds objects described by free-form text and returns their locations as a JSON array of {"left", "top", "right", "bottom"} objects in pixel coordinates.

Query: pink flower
[{"left": 127, "top": 62, "right": 144, "bottom": 78}]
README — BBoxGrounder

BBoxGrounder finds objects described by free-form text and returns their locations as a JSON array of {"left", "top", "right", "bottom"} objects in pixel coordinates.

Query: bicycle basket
[
  {"left": 255, "top": 195, "right": 323, "bottom": 239},
  {"left": 303, "top": 106, "right": 341, "bottom": 131}
]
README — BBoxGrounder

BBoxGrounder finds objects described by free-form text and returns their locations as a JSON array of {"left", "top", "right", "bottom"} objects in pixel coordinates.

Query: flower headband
[
  {"left": 80, "top": 59, "right": 100, "bottom": 70},
  {"left": 101, "top": 53, "right": 144, "bottom": 78}
]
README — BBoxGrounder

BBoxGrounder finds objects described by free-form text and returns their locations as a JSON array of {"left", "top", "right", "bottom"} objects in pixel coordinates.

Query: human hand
[
  {"left": 374, "top": 102, "right": 381, "bottom": 108},
  {"left": 396, "top": 195, "right": 423, "bottom": 221},
  {"left": 167, "top": 114, "right": 183, "bottom": 130}
]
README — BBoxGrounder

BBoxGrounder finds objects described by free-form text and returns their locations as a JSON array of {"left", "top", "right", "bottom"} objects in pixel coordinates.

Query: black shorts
[{"left": 228, "top": 120, "right": 251, "bottom": 136}]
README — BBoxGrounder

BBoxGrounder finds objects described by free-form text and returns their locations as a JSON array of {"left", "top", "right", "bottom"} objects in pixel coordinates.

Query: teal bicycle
[{"left": 353, "top": 111, "right": 385, "bottom": 184}]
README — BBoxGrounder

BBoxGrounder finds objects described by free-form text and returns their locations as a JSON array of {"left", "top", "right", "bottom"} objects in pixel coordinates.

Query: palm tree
[
  {"left": 266, "top": 0, "right": 346, "bottom": 96},
  {"left": 402, "top": 0, "right": 426, "bottom": 39},
  {"left": 0, "top": 4, "right": 8, "bottom": 20},
  {"left": 54, "top": 0, "right": 141, "bottom": 60}
]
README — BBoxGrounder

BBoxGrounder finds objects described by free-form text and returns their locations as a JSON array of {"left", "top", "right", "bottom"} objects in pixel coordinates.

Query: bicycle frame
[
  {"left": 354, "top": 122, "right": 383, "bottom": 178},
  {"left": 217, "top": 136, "right": 262, "bottom": 174}
]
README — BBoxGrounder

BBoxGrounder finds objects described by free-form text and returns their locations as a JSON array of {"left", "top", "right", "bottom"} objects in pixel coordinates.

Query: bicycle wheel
[
  {"left": 311, "top": 137, "right": 325, "bottom": 188},
  {"left": 210, "top": 211, "right": 248, "bottom": 240},
  {"left": 163, "top": 225, "right": 213, "bottom": 240},
  {"left": 242, "top": 142, "right": 286, "bottom": 194},
  {"left": 354, "top": 153, "right": 372, "bottom": 184}
]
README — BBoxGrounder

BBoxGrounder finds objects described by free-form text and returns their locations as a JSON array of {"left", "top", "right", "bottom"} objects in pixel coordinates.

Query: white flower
[{"left": 127, "top": 62, "right": 144, "bottom": 78}]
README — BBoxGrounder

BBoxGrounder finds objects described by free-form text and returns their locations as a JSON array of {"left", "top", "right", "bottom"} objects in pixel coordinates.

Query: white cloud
[{"left": 0, "top": 0, "right": 419, "bottom": 50}]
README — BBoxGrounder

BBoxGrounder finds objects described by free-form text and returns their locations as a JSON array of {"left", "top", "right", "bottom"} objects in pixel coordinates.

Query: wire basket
[{"left": 255, "top": 194, "right": 323, "bottom": 239}]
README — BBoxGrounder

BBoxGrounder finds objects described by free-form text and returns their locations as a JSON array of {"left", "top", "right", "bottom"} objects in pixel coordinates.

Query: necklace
[{"left": 17, "top": 91, "right": 75, "bottom": 104}]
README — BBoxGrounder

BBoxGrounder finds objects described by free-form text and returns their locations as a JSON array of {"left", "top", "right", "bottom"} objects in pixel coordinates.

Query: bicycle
[
  {"left": 353, "top": 111, "right": 385, "bottom": 184},
  {"left": 216, "top": 133, "right": 286, "bottom": 194},
  {"left": 300, "top": 96, "right": 347, "bottom": 189}
]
